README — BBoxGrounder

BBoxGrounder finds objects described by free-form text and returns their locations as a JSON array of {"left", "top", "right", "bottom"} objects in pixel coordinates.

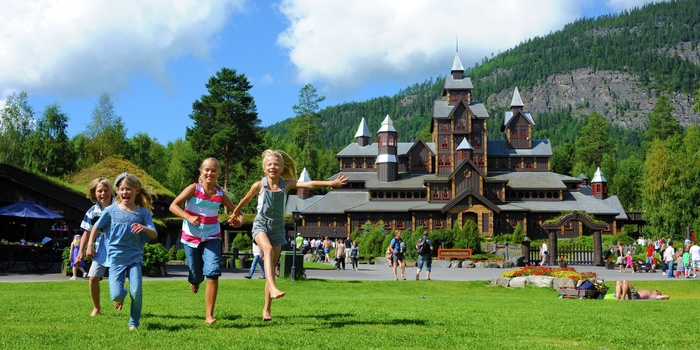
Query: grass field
[{"left": 1, "top": 277, "right": 697, "bottom": 349}]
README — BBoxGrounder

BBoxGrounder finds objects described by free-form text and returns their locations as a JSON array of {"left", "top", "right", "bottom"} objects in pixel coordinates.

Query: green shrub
[
  {"left": 176, "top": 248, "right": 186, "bottom": 261},
  {"left": 143, "top": 243, "right": 169, "bottom": 268},
  {"left": 168, "top": 245, "right": 177, "bottom": 260},
  {"left": 231, "top": 233, "right": 252, "bottom": 252}
]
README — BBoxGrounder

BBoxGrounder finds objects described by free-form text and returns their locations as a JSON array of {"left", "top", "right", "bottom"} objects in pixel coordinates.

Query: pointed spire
[
  {"left": 510, "top": 87, "right": 524, "bottom": 108},
  {"left": 456, "top": 137, "right": 472, "bottom": 150},
  {"left": 297, "top": 168, "right": 311, "bottom": 183},
  {"left": 591, "top": 167, "right": 607, "bottom": 183},
  {"left": 451, "top": 52, "right": 464, "bottom": 72},
  {"left": 354, "top": 117, "right": 370, "bottom": 138},
  {"left": 377, "top": 114, "right": 396, "bottom": 133}
]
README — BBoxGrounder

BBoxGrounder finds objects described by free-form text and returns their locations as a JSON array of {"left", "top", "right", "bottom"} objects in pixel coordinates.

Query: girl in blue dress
[{"left": 86, "top": 173, "right": 157, "bottom": 331}]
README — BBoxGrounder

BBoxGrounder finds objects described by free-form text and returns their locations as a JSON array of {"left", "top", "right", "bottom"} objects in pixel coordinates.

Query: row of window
[{"left": 370, "top": 191, "right": 428, "bottom": 199}]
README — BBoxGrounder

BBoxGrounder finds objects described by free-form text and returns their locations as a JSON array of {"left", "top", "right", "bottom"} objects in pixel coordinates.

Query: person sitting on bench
[{"left": 615, "top": 280, "right": 670, "bottom": 300}]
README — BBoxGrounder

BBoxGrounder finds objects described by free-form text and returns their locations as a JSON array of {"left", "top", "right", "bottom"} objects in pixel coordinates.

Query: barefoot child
[
  {"left": 76, "top": 177, "right": 114, "bottom": 316},
  {"left": 169, "top": 158, "right": 243, "bottom": 324},
  {"left": 86, "top": 173, "right": 157, "bottom": 331},
  {"left": 233, "top": 149, "right": 347, "bottom": 321}
]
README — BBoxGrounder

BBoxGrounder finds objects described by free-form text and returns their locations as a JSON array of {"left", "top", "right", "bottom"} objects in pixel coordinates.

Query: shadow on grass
[{"left": 278, "top": 312, "right": 426, "bottom": 330}]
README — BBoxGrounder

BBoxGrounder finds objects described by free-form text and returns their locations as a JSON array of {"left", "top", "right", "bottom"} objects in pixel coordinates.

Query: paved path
[{"left": 0, "top": 261, "right": 680, "bottom": 283}]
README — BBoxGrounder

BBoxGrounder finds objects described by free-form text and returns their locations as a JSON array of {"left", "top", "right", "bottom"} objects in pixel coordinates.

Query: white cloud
[
  {"left": 277, "top": 0, "right": 584, "bottom": 96},
  {"left": 0, "top": 0, "right": 246, "bottom": 99},
  {"left": 275, "top": 0, "right": 673, "bottom": 100}
]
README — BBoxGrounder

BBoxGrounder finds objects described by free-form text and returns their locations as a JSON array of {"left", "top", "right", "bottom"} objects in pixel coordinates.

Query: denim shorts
[{"left": 184, "top": 239, "right": 221, "bottom": 285}]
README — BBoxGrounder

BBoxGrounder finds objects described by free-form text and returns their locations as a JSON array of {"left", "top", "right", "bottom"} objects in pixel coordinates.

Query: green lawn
[{"left": 1, "top": 278, "right": 697, "bottom": 349}]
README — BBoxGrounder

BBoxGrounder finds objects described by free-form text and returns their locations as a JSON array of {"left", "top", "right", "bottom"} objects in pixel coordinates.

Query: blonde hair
[
  {"left": 118, "top": 174, "right": 157, "bottom": 214},
  {"left": 86, "top": 177, "right": 114, "bottom": 202},
  {"left": 71, "top": 235, "right": 81, "bottom": 247},
  {"left": 198, "top": 157, "right": 223, "bottom": 189},
  {"left": 261, "top": 149, "right": 297, "bottom": 181}
]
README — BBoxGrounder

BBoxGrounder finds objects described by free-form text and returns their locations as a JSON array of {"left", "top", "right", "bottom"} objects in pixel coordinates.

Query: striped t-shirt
[{"left": 180, "top": 183, "right": 223, "bottom": 248}]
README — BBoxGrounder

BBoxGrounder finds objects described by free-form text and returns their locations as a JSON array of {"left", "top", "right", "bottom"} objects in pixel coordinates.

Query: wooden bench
[{"left": 437, "top": 248, "right": 473, "bottom": 260}]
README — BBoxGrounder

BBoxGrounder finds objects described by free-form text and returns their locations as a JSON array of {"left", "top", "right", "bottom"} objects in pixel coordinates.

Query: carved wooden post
[
  {"left": 594, "top": 230, "right": 603, "bottom": 266},
  {"left": 548, "top": 230, "right": 557, "bottom": 266},
  {"left": 522, "top": 237, "right": 531, "bottom": 265}
]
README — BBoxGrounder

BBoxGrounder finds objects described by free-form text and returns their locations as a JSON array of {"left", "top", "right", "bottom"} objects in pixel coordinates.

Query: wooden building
[{"left": 286, "top": 51, "right": 628, "bottom": 241}]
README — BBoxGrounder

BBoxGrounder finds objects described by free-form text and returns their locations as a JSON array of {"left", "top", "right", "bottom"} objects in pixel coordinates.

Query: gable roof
[{"left": 487, "top": 140, "right": 553, "bottom": 157}]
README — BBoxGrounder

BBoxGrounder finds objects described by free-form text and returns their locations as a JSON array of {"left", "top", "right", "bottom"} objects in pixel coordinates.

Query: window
[
  {"left": 520, "top": 128, "right": 528, "bottom": 139},
  {"left": 565, "top": 222, "right": 573, "bottom": 230},
  {"left": 442, "top": 189, "right": 450, "bottom": 200},
  {"left": 512, "top": 128, "right": 519, "bottom": 139},
  {"left": 442, "top": 124, "right": 449, "bottom": 132},
  {"left": 388, "top": 135, "right": 395, "bottom": 146},
  {"left": 432, "top": 189, "right": 440, "bottom": 200},
  {"left": 435, "top": 220, "right": 443, "bottom": 229},
  {"left": 383, "top": 222, "right": 392, "bottom": 230},
  {"left": 473, "top": 136, "right": 481, "bottom": 149},
  {"left": 397, "top": 222, "right": 405, "bottom": 230},
  {"left": 442, "top": 136, "right": 449, "bottom": 149},
  {"left": 419, "top": 219, "right": 427, "bottom": 227},
  {"left": 604, "top": 224, "right": 611, "bottom": 232}
]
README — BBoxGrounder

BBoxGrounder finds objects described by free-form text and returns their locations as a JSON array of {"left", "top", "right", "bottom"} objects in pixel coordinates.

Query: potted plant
[{"left": 605, "top": 257, "right": 616, "bottom": 269}]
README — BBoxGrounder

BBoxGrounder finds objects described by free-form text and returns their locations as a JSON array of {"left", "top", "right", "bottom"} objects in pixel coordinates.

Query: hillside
[{"left": 267, "top": 0, "right": 700, "bottom": 149}]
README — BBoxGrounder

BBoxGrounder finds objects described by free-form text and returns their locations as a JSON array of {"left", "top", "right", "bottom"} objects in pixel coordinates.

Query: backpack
[
  {"left": 417, "top": 239, "right": 431, "bottom": 255},
  {"left": 394, "top": 238, "right": 406, "bottom": 254}
]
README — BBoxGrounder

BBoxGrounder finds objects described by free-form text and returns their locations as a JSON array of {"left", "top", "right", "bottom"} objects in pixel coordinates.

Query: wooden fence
[{"left": 529, "top": 243, "right": 596, "bottom": 266}]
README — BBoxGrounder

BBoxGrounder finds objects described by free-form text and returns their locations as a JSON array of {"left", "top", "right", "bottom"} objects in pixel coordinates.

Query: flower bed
[{"left": 501, "top": 265, "right": 597, "bottom": 281}]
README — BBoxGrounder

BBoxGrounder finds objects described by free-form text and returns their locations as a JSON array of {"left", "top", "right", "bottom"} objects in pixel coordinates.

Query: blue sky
[{"left": 0, "top": 0, "right": 662, "bottom": 144}]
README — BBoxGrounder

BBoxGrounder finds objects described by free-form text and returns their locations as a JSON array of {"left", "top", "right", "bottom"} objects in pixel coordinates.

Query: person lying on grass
[{"left": 615, "top": 280, "right": 670, "bottom": 300}]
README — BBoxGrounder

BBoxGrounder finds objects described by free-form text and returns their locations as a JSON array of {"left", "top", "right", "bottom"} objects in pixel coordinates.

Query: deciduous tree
[
  {"left": 26, "top": 103, "right": 75, "bottom": 176},
  {"left": 0, "top": 91, "right": 34, "bottom": 167}
]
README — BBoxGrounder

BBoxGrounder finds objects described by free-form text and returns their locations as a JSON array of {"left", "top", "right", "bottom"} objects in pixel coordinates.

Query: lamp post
[{"left": 291, "top": 209, "right": 301, "bottom": 281}]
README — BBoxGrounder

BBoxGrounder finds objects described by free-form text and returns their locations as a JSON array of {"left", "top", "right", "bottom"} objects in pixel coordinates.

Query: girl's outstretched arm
[
  {"left": 232, "top": 181, "right": 263, "bottom": 215},
  {"left": 222, "top": 195, "right": 244, "bottom": 228},
  {"left": 290, "top": 174, "right": 348, "bottom": 190}
]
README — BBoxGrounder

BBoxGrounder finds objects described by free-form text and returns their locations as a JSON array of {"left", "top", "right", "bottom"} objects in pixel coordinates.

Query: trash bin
[{"left": 280, "top": 250, "right": 304, "bottom": 279}]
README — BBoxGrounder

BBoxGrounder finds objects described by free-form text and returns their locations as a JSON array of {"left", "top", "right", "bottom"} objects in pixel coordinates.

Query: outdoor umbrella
[{"left": 0, "top": 200, "right": 64, "bottom": 240}]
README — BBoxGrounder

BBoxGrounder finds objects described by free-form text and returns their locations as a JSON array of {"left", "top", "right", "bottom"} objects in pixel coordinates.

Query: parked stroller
[{"left": 314, "top": 247, "right": 326, "bottom": 263}]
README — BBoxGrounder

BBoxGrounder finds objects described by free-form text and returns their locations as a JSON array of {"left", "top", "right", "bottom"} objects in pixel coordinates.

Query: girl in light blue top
[
  {"left": 87, "top": 173, "right": 157, "bottom": 331},
  {"left": 233, "top": 149, "right": 347, "bottom": 322}
]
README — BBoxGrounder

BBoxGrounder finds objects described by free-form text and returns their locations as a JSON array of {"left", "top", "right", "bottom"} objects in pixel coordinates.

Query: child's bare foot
[
  {"left": 262, "top": 310, "right": 272, "bottom": 321},
  {"left": 270, "top": 289, "right": 286, "bottom": 299},
  {"left": 190, "top": 283, "right": 199, "bottom": 294},
  {"left": 114, "top": 301, "right": 123, "bottom": 311},
  {"left": 128, "top": 326, "right": 137, "bottom": 331},
  {"left": 90, "top": 308, "right": 100, "bottom": 317},
  {"left": 205, "top": 317, "right": 218, "bottom": 325}
]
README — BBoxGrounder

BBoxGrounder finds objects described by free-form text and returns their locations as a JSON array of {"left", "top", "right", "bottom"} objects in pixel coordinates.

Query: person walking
[
  {"left": 245, "top": 242, "right": 265, "bottom": 279},
  {"left": 664, "top": 241, "right": 675, "bottom": 279},
  {"left": 415, "top": 230, "right": 434, "bottom": 280},
  {"left": 349, "top": 240, "right": 360, "bottom": 271},
  {"left": 390, "top": 231, "right": 406, "bottom": 280},
  {"left": 335, "top": 238, "right": 346, "bottom": 270}
]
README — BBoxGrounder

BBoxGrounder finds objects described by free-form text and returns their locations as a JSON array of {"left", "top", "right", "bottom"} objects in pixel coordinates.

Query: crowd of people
[{"left": 612, "top": 236, "right": 700, "bottom": 278}]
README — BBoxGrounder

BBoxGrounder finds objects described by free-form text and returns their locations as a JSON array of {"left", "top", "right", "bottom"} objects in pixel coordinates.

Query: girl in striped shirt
[{"left": 170, "top": 158, "right": 243, "bottom": 324}]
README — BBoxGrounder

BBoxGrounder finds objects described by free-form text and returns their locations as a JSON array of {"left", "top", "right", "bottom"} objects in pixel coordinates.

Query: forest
[{"left": 2, "top": 0, "right": 700, "bottom": 241}]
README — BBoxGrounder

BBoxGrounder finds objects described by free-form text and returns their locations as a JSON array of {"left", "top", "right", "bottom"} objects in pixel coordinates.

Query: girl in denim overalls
[{"left": 234, "top": 149, "right": 347, "bottom": 321}]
